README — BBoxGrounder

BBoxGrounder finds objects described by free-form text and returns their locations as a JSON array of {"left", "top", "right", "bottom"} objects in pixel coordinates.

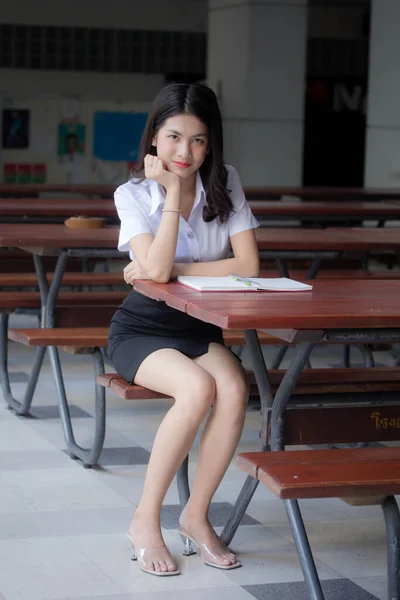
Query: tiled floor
[{"left": 0, "top": 313, "right": 398, "bottom": 600}]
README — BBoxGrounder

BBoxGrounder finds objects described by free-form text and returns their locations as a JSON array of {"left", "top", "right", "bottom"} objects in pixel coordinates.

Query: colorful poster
[
  {"left": 17, "top": 164, "right": 31, "bottom": 184},
  {"left": 2, "top": 109, "right": 30, "bottom": 149},
  {"left": 58, "top": 123, "right": 86, "bottom": 156},
  {"left": 3, "top": 163, "right": 17, "bottom": 183},
  {"left": 32, "top": 163, "right": 47, "bottom": 184}
]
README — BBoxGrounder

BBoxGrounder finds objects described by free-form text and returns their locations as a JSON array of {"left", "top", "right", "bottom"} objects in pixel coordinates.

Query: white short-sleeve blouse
[{"left": 114, "top": 164, "right": 259, "bottom": 262}]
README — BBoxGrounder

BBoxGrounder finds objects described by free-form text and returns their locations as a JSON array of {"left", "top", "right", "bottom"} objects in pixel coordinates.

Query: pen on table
[{"left": 229, "top": 274, "right": 255, "bottom": 286}]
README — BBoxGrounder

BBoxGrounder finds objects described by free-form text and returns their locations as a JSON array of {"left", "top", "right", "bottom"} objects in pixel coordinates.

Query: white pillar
[
  {"left": 207, "top": 0, "right": 308, "bottom": 186},
  {"left": 365, "top": 0, "right": 400, "bottom": 187}
]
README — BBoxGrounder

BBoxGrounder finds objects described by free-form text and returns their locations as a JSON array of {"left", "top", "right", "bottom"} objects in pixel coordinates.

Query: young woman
[{"left": 109, "top": 82, "right": 259, "bottom": 577}]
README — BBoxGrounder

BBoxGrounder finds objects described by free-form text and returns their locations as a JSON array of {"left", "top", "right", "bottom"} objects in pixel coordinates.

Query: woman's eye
[
  {"left": 169, "top": 134, "right": 178, "bottom": 140},
  {"left": 193, "top": 138, "right": 204, "bottom": 144}
]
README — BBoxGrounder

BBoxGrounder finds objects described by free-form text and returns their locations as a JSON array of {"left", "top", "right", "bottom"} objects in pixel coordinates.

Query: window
[{"left": 0, "top": 24, "right": 206, "bottom": 76}]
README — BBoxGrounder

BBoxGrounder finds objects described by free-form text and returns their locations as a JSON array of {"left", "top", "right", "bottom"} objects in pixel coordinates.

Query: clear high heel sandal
[
  {"left": 127, "top": 534, "right": 180, "bottom": 577},
  {"left": 177, "top": 528, "right": 241, "bottom": 570}
]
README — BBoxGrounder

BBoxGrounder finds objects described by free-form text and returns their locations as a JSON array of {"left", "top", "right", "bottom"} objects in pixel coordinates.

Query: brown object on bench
[
  {"left": 64, "top": 216, "right": 106, "bottom": 229},
  {"left": 236, "top": 447, "right": 400, "bottom": 499}
]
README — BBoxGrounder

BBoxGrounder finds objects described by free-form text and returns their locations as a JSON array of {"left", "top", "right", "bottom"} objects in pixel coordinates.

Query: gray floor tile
[
  {"left": 8, "top": 371, "right": 29, "bottom": 383},
  {"left": 160, "top": 501, "right": 260, "bottom": 530},
  {"left": 128, "top": 588, "right": 253, "bottom": 600},
  {"left": 48, "top": 596, "right": 133, "bottom": 600},
  {"left": 62, "top": 446, "right": 151, "bottom": 466},
  {"left": 243, "top": 579, "right": 379, "bottom": 600},
  {"left": 0, "top": 449, "right": 75, "bottom": 471},
  {"left": 99, "top": 446, "right": 151, "bottom": 466},
  {"left": 30, "top": 405, "right": 91, "bottom": 419}
]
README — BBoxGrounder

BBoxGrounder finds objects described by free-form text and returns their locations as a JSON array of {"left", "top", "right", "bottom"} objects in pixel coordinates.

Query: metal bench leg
[
  {"left": 382, "top": 495, "right": 400, "bottom": 600},
  {"left": 342, "top": 344, "right": 351, "bottom": 368},
  {"left": 355, "top": 343, "right": 375, "bottom": 367},
  {"left": 285, "top": 499, "right": 325, "bottom": 600},
  {"left": 220, "top": 475, "right": 260, "bottom": 546},
  {"left": 270, "top": 345, "right": 288, "bottom": 369},
  {"left": 0, "top": 313, "right": 47, "bottom": 415},
  {"left": 221, "top": 329, "right": 275, "bottom": 546},
  {"left": 177, "top": 455, "right": 190, "bottom": 509},
  {"left": 48, "top": 345, "right": 106, "bottom": 468}
]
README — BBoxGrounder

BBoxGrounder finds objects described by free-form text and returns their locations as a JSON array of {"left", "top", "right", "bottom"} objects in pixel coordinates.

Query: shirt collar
[{"left": 148, "top": 170, "right": 206, "bottom": 216}]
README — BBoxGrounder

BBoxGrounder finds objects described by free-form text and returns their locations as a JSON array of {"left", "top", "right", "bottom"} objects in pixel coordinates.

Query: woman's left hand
[{"left": 123, "top": 259, "right": 152, "bottom": 285}]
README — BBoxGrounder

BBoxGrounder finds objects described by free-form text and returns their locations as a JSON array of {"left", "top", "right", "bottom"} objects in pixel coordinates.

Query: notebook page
[{"left": 250, "top": 277, "right": 313, "bottom": 291}]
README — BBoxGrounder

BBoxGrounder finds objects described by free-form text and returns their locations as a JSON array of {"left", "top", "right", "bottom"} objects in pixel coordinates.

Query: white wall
[
  {"left": 0, "top": 0, "right": 207, "bottom": 32},
  {"left": 365, "top": 0, "right": 400, "bottom": 186},
  {"left": 0, "top": 70, "right": 164, "bottom": 184}
]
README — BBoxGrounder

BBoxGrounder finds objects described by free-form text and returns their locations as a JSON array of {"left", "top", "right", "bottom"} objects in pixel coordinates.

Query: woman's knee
[
  {"left": 175, "top": 370, "right": 216, "bottom": 416},
  {"left": 215, "top": 369, "right": 249, "bottom": 414}
]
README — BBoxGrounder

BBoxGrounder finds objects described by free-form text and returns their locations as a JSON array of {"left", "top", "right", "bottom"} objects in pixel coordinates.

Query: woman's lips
[{"left": 174, "top": 161, "right": 191, "bottom": 169}]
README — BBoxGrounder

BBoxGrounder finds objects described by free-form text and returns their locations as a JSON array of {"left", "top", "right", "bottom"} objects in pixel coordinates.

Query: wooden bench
[
  {"left": 0, "top": 272, "right": 125, "bottom": 288},
  {"left": 236, "top": 447, "right": 400, "bottom": 599},
  {"left": 6, "top": 325, "right": 400, "bottom": 466}
]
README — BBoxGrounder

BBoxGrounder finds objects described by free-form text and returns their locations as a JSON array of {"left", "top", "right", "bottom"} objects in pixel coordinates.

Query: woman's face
[{"left": 152, "top": 114, "right": 209, "bottom": 180}]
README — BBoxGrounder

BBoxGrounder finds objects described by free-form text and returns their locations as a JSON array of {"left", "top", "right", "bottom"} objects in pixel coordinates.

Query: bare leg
[
  {"left": 180, "top": 343, "right": 249, "bottom": 567},
  {"left": 128, "top": 348, "right": 216, "bottom": 574}
]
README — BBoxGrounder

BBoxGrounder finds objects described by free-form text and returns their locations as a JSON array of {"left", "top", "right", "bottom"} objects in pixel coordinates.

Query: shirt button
[
  {"left": 192, "top": 256, "right": 199, "bottom": 263},
  {"left": 187, "top": 231, "right": 194, "bottom": 238}
]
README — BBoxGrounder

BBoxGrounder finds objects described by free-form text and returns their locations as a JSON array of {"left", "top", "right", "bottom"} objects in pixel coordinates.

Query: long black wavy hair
[{"left": 131, "top": 82, "right": 233, "bottom": 223}]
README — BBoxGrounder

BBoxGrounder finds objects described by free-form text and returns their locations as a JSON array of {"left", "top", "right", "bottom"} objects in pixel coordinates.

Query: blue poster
[{"left": 93, "top": 112, "right": 148, "bottom": 161}]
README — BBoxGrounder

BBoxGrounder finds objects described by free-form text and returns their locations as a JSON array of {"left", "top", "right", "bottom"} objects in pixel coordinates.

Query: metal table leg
[
  {"left": 285, "top": 499, "right": 325, "bottom": 600},
  {"left": 48, "top": 345, "right": 106, "bottom": 468},
  {"left": 382, "top": 495, "right": 400, "bottom": 600},
  {"left": 0, "top": 312, "right": 47, "bottom": 414},
  {"left": 0, "top": 252, "right": 69, "bottom": 414}
]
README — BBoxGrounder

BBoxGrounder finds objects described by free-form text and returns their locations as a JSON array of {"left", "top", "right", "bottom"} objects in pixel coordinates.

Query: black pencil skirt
[{"left": 108, "top": 290, "right": 225, "bottom": 384}]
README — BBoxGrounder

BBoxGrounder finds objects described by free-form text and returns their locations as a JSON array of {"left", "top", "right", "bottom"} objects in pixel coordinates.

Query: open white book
[{"left": 177, "top": 275, "right": 313, "bottom": 292}]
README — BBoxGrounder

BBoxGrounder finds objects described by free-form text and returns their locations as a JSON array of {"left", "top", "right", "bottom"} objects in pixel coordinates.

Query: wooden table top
[
  {"left": 249, "top": 201, "right": 400, "bottom": 218},
  {"left": 255, "top": 227, "right": 400, "bottom": 251},
  {"left": 0, "top": 184, "right": 117, "bottom": 197},
  {"left": 0, "top": 198, "right": 116, "bottom": 217},
  {"left": 0, "top": 223, "right": 119, "bottom": 248},
  {"left": 133, "top": 279, "right": 400, "bottom": 331},
  {"left": 1, "top": 224, "right": 400, "bottom": 253},
  {"left": 245, "top": 186, "right": 400, "bottom": 200},
  {"left": 2, "top": 198, "right": 400, "bottom": 219},
  {"left": 2, "top": 183, "right": 400, "bottom": 200}
]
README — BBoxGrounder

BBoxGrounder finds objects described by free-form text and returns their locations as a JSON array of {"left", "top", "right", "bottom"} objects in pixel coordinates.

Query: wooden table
[
  {"left": 250, "top": 200, "right": 400, "bottom": 225},
  {"left": 133, "top": 277, "right": 400, "bottom": 599},
  {"left": 3, "top": 198, "right": 400, "bottom": 226},
  {"left": 0, "top": 223, "right": 126, "bottom": 465},
  {"left": 245, "top": 186, "right": 400, "bottom": 201},
  {"left": 1, "top": 223, "right": 400, "bottom": 276},
  {"left": 0, "top": 198, "right": 117, "bottom": 222},
  {"left": 0, "top": 183, "right": 117, "bottom": 198},
  {"left": 2, "top": 183, "right": 400, "bottom": 201}
]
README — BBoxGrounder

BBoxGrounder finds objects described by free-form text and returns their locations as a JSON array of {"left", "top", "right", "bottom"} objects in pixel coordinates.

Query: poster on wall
[
  {"left": 17, "top": 164, "right": 31, "bottom": 184},
  {"left": 58, "top": 123, "right": 86, "bottom": 183},
  {"left": 3, "top": 162, "right": 47, "bottom": 184},
  {"left": 3, "top": 163, "right": 17, "bottom": 183},
  {"left": 32, "top": 163, "right": 47, "bottom": 184},
  {"left": 58, "top": 123, "right": 86, "bottom": 156},
  {"left": 93, "top": 112, "right": 147, "bottom": 161},
  {"left": 2, "top": 109, "right": 30, "bottom": 149}
]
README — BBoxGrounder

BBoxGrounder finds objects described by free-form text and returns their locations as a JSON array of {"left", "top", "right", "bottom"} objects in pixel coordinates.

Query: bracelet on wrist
[{"left": 162, "top": 208, "right": 181, "bottom": 213}]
